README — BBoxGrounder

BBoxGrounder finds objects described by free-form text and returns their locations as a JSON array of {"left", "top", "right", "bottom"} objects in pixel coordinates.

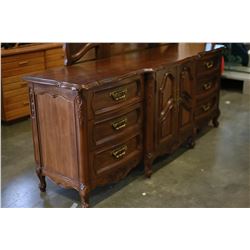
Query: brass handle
[
  {"left": 110, "top": 88, "right": 127, "bottom": 101},
  {"left": 205, "top": 60, "right": 214, "bottom": 69},
  {"left": 19, "top": 60, "right": 29, "bottom": 66},
  {"left": 202, "top": 104, "right": 211, "bottom": 111},
  {"left": 23, "top": 101, "right": 29, "bottom": 106},
  {"left": 112, "top": 118, "right": 127, "bottom": 130},
  {"left": 203, "top": 82, "right": 212, "bottom": 90},
  {"left": 112, "top": 145, "right": 127, "bottom": 159}
]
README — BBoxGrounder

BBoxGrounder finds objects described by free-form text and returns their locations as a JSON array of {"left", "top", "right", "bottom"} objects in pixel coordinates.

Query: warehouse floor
[{"left": 1, "top": 89, "right": 250, "bottom": 208}]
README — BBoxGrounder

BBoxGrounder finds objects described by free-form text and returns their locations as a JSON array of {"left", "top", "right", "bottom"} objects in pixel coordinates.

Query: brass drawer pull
[
  {"left": 112, "top": 118, "right": 127, "bottom": 130},
  {"left": 205, "top": 60, "right": 214, "bottom": 69},
  {"left": 110, "top": 88, "right": 127, "bottom": 101},
  {"left": 23, "top": 101, "right": 29, "bottom": 106},
  {"left": 19, "top": 60, "right": 29, "bottom": 66},
  {"left": 112, "top": 145, "right": 127, "bottom": 159},
  {"left": 202, "top": 104, "right": 211, "bottom": 111},
  {"left": 203, "top": 82, "right": 212, "bottom": 90}
]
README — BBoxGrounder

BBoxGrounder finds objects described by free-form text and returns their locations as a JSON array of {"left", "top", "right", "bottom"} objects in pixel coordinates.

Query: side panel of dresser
[
  {"left": 1, "top": 45, "right": 64, "bottom": 122},
  {"left": 28, "top": 83, "right": 89, "bottom": 205}
]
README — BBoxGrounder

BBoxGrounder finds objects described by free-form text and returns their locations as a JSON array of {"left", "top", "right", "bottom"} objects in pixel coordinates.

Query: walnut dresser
[
  {"left": 23, "top": 43, "right": 222, "bottom": 207},
  {"left": 1, "top": 43, "right": 64, "bottom": 121}
]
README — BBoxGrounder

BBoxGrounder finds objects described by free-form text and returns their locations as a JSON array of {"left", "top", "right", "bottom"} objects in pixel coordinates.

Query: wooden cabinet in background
[
  {"left": 24, "top": 43, "right": 222, "bottom": 207},
  {"left": 1, "top": 43, "right": 64, "bottom": 121}
]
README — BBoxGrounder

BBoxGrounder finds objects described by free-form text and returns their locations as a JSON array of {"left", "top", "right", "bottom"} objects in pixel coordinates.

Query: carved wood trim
[
  {"left": 29, "top": 87, "right": 36, "bottom": 119},
  {"left": 43, "top": 169, "right": 80, "bottom": 191},
  {"left": 75, "top": 94, "right": 84, "bottom": 127},
  {"left": 23, "top": 76, "right": 81, "bottom": 91},
  {"left": 159, "top": 73, "right": 175, "bottom": 122}
]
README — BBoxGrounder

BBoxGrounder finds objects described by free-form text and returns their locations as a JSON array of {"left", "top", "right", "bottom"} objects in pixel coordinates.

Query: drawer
[
  {"left": 89, "top": 103, "right": 143, "bottom": 148},
  {"left": 45, "top": 48, "right": 64, "bottom": 68},
  {"left": 2, "top": 83, "right": 28, "bottom": 98},
  {"left": 2, "top": 71, "right": 43, "bottom": 86},
  {"left": 5, "top": 106, "right": 30, "bottom": 121},
  {"left": 4, "top": 98, "right": 30, "bottom": 112},
  {"left": 196, "top": 74, "right": 219, "bottom": 96},
  {"left": 91, "top": 75, "right": 143, "bottom": 116},
  {"left": 91, "top": 133, "right": 142, "bottom": 177},
  {"left": 1, "top": 51, "right": 44, "bottom": 64},
  {"left": 3, "top": 93, "right": 29, "bottom": 106},
  {"left": 2, "top": 81, "right": 28, "bottom": 92},
  {"left": 195, "top": 94, "right": 218, "bottom": 120},
  {"left": 2, "top": 52, "right": 45, "bottom": 78},
  {"left": 196, "top": 52, "right": 221, "bottom": 77},
  {"left": 45, "top": 47, "right": 64, "bottom": 56}
]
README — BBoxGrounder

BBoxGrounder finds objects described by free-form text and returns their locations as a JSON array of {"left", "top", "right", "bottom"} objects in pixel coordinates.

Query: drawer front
[
  {"left": 2, "top": 80, "right": 28, "bottom": 92},
  {"left": 2, "top": 72, "right": 43, "bottom": 86},
  {"left": 45, "top": 47, "right": 64, "bottom": 68},
  {"left": 195, "top": 94, "right": 218, "bottom": 120},
  {"left": 3, "top": 92, "right": 29, "bottom": 106},
  {"left": 45, "top": 47, "right": 64, "bottom": 56},
  {"left": 4, "top": 98, "right": 29, "bottom": 111},
  {"left": 5, "top": 106, "right": 30, "bottom": 121},
  {"left": 91, "top": 133, "right": 142, "bottom": 177},
  {"left": 3, "top": 84, "right": 28, "bottom": 98},
  {"left": 91, "top": 75, "right": 143, "bottom": 116},
  {"left": 196, "top": 53, "right": 221, "bottom": 77},
  {"left": 90, "top": 103, "right": 143, "bottom": 148},
  {"left": 2, "top": 51, "right": 44, "bottom": 64},
  {"left": 2, "top": 51, "right": 45, "bottom": 78},
  {"left": 196, "top": 74, "right": 219, "bottom": 96}
]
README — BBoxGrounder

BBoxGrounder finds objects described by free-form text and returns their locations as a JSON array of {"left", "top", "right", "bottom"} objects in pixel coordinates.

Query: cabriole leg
[
  {"left": 212, "top": 110, "right": 220, "bottom": 128},
  {"left": 212, "top": 117, "right": 219, "bottom": 128},
  {"left": 79, "top": 184, "right": 89, "bottom": 208},
  {"left": 144, "top": 153, "right": 153, "bottom": 178},
  {"left": 36, "top": 167, "right": 46, "bottom": 192},
  {"left": 186, "top": 136, "right": 195, "bottom": 149}
]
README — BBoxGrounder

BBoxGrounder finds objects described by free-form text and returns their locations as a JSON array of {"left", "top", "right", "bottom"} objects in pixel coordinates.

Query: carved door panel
[
  {"left": 178, "top": 61, "right": 194, "bottom": 141},
  {"left": 155, "top": 66, "right": 178, "bottom": 150}
]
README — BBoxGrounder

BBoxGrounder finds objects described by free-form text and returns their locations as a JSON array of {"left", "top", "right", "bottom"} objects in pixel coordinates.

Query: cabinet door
[
  {"left": 155, "top": 66, "right": 178, "bottom": 151},
  {"left": 178, "top": 61, "right": 194, "bottom": 141}
]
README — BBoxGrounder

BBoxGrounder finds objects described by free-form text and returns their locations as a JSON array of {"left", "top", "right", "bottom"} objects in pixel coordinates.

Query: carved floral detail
[{"left": 75, "top": 94, "right": 84, "bottom": 126}]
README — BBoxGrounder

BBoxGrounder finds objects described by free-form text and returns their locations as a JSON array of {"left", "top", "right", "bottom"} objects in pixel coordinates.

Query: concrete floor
[{"left": 1, "top": 89, "right": 250, "bottom": 208}]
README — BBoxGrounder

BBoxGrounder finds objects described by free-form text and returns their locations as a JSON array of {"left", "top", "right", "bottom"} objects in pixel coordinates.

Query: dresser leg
[
  {"left": 79, "top": 185, "right": 89, "bottom": 208},
  {"left": 186, "top": 136, "right": 195, "bottom": 149},
  {"left": 212, "top": 117, "right": 219, "bottom": 128},
  {"left": 36, "top": 167, "right": 46, "bottom": 192},
  {"left": 212, "top": 110, "right": 220, "bottom": 128},
  {"left": 144, "top": 153, "right": 153, "bottom": 178}
]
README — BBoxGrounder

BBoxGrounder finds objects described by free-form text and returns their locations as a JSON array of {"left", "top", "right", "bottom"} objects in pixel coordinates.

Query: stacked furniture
[
  {"left": 24, "top": 43, "right": 222, "bottom": 207},
  {"left": 1, "top": 43, "right": 64, "bottom": 121}
]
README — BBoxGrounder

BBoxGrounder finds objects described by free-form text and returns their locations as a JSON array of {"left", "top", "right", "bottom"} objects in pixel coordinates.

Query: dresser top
[{"left": 24, "top": 43, "right": 219, "bottom": 90}]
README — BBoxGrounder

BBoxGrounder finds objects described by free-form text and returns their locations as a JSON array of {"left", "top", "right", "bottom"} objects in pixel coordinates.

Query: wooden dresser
[
  {"left": 1, "top": 43, "right": 64, "bottom": 121},
  {"left": 23, "top": 43, "right": 222, "bottom": 207}
]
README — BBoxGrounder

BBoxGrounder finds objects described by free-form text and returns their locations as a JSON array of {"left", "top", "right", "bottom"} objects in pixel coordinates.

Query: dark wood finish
[
  {"left": 64, "top": 43, "right": 164, "bottom": 65},
  {"left": 1, "top": 43, "right": 64, "bottom": 121},
  {"left": 23, "top": 43, "right": 222, "bottom": 207},
  {"left": 195, "top": 50, "right": 221, "bottom": 130}
]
